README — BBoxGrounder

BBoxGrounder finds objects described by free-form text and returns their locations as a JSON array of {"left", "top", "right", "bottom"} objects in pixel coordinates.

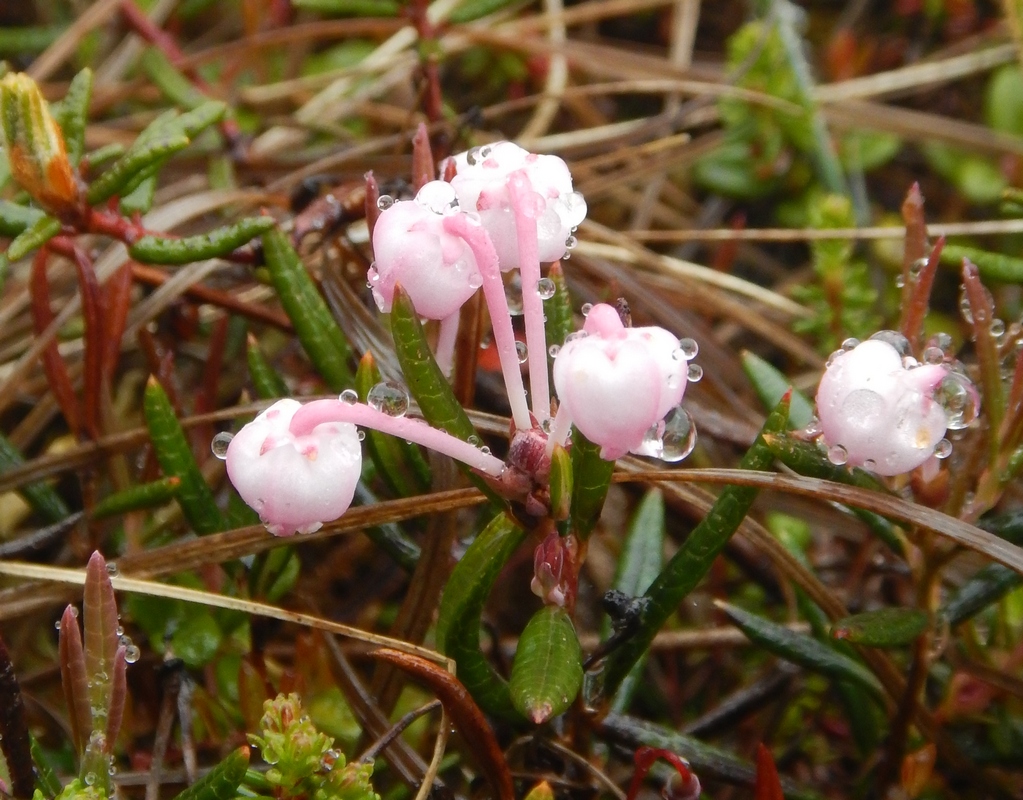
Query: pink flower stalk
[
  {"left": 815, "top": 338, "right": 970, "bottom": 475},
  {"left": 447, "top": 141, "right": 587, "bottom": 267},
  {"left": 226, "top": 396, "right": 506, "bottom": 536},
  {"left": 550, "top": 304, "right": 690, "bottom": 460},
  {"left": 368, "top": 181, "right": 481, "bottom": 319},
  {"left": 225, "top": 400, "right": 362, "bottom": 536}
]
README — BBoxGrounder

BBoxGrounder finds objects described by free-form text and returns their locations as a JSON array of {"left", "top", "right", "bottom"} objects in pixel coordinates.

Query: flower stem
[
  {"left": 435, "top": 312, "right": 459, "bottom": 378},
  {"left": 444, "top": 214, "right": 532, "bottom": 431},
  {"left": 508, "top": 170, "right": 550, "bottom": 422},
  {"left": 289, "top": 399, "right": 507, "bottom": 477},
  {"left": 545, "top": 406, "right": 573, "bottom": 456}
]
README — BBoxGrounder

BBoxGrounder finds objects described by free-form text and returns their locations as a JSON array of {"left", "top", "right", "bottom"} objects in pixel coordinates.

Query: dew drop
[
  {"left": 895, "top": 275, "right": 905, "bottom": 288},
  {"left": 541, "top": 418, "right": 553, "bottom": 434},
  {"left": 468, "top": 435, "right": 481, "bottom": 447},
  {"left": 105, "top": 563, "right": 119, "bottom": 577},
  {"left": 686, "top": 364, "right": 703, "bottom": 383},
  {"left": 581, "top": 302, "right": 593, "bottom": 316},
  {"left": 959, "top": 286, "right": 974, "bottom": 324},
  {"left": 54, "top": 620, "right": 61, "bottom": 630},
  {"left": 923, "top": 346, "right": 945, "bottom": 365},
  {"left": 934, "top": 438, "right": 953, "bottom": 459},
  {"left": 84, "top": 773, "right": 96, "bottom": 787},
  {"left": 827, "top": 444, "right": 848, "bottom": 465},
  {"left": 564, "top": 235, "right": 578, "bottom": 250},
  {"left": 909, "top": 257, "right": 928, "bottom": 277},
  {"left": 339, "top": 389, "right": 359, "bottom": 405},
  {"left": 211, "top": 432, "right": 234, "bottom": 460},
  {"left": 556, "top": 191, "right": 588, "bottom": 228},
  {"left": 466, "top": 146, "right": 483, "bottom": 165},
  {"left": 506, "top": 275, "right": 523, "bottom": 315},
  {"left": 415, "top": 181, "right": 460, "bottom": 215},
  {"left": 863, "top": 458, "right": 877, "bottom": 472},
  {"left": 869, "top": 330, "right": 911, "bottom": 357},
  {"left": 564, "top": 330, "right": 587, "bottom": 343},
  {"left": 537, "top": 277, "right": 556, "bottom": 299},
  {"left": 357, "top": 430, "right": 366, "bottom": 441},
  {"left": 802, "top": 418, "right": 823, "bottom": 439},
  {"left": 516, "top": 341, "right": 528, "bottom": 363},
  {"left": 677, "top": 337, "right": 699, "bottom": 359},
  {"left": 124, "top": 644, "right": 141, "bottom": 663},
  {"left": 376, "top": 194, "right": 394, "bottom": 211},
  {"left": 934, "top": 373, "right": 979, "bottom": 430},
  {"left": 367, "top": 380, "right": 409, "bottom": 418},
  {"left": 825, "top": 349, "right": 843, "bottom": 367},
  {"left": 841, "top": 337, "right": 860, "bottom": 351},
  {"left": 991, "top": 318, "right": 1006, "bottom": 338},
  {"left": 71, "top": 607, "right": 79, "bottom": 618},
  {"left": 548, "top": 344, "right": 561, "bottom": 358},
  {"left": 468, "top": 273, "right": 483, "bottom": 289},
  {"left": 659, "top": 407, "right": 698, "bottom": 462},
  {"left": 480, "top": 446, "right": 491, "bottom": 455}
]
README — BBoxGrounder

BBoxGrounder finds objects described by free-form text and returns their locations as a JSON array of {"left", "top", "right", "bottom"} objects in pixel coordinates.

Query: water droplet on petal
[
  {"left": 211, "top": 432, "right": 234, "bottom": 459},
  {"left": 339, "top": 389, "right": 358, "bottom": 405},
  {"left": 677, "top": 338, "right": 699, "bottom": 359},
  {"left": 415, "top": 181, "right": 460, "bottom": 215},
  {"left": 863, "top": 458, "right": 877, "bottom": 471},
  {"left": 357, "top": 430, "right": 366, "bottom": 441},
  {"left": 466, "top": 146, "right": 483, "bottom": 165},
  {"left": 802, "top": 418, "right": 823, "bottom": 439},
  {"left": 564, "top": 235, "right": 577, "bottom": 250},
  {"left": 367, "top": 380, "right": 409, "bottom": 417},
  {"left": 841, "top": 338, "right": 860, "bottom": 351},
  {"left": 516, "top": 341, "right": 528, "bottom": 363},
  {"left": 480, "top": 445, "right": 491, "bottom": 455},
  {"left": 923, "top": 346, "right": 944, "bottom": 365},
  {"left": 581, "top": 303, "right": 593, "bottom": 316},
  {"left": 869, "top": 330, "right": 911, "bottom": 357},
  {"left": 548, "top": 344, "right": 561, "bottom": 358},
  {"left": 934, "top": 373, "right": 979, "bottom": 430},
  {"left": 537, "top": 277, "right": 556, "bottom": 299},
  {"left": 934, "top": 438, "right": 953, "bottom": 459},
  {"left": 468, "top": 273, "right": 483, "bottom": 289},
  {"left": 687, "top": 364, "right": 703, "bottom": 383},
  {"left": 468, "top": 435, "right": 481, "bottom": 446},
  {"left": 659, "top": 407, "right": 698, "bottom": 462},
  {"left": 556, "top": 191, "right": 587, "bottom": 228},
  {"left": 827, "top": 444, "right": 848, "bottom": 465},
  {"left": 376, "top": 195, "right": 394, "bottom": 211}
]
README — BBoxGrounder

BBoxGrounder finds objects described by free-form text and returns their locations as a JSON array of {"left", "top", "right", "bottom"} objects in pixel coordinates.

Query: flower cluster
[
  {"left": 222, "top": 141, "right": 701, "bottom": 537},
  {"left": 814, "top": 333, "right": 979, "bottom": 476}
]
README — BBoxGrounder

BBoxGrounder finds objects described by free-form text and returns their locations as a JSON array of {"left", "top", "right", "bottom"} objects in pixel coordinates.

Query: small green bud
[{"left": 1, "top": 72, "right": 80, "bottom": 213}]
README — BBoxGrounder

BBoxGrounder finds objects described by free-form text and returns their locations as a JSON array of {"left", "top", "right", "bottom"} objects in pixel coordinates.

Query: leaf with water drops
[{"left": 509, "top": 606, "right": 583, "bottom": 724}]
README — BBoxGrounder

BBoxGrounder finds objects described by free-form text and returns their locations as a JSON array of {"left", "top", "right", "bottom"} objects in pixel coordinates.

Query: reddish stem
[
  {"left": 30, "top": 247, "right": 81, "bottom": 436},
  {"left": 625, "top": 747, "right": 700, "bottom": 800},
  {"left": 64, "top": 241, "right": 105, "bottom": 440},
  {"left": 101, "top": 263, "right": 134, "bottom": 381}
]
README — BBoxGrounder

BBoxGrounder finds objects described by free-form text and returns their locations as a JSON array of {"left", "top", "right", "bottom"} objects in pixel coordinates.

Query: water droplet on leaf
[
  {"left": 376, "top": 195, "right": 394, "bottom": 210},
  {"left": 828, "top": 444, "right": 848, "bottom": 465},
  {"left": 211, "top": 432, "right": 234, "bottom": 459},
  {"left": 367, "top": 380, "right": 409, "bottom": 417},
  {"left": 339, "top": 389, "right": 358, "bottom": 405}
]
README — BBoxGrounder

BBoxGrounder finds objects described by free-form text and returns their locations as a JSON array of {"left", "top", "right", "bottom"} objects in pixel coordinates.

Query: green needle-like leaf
[
  {"left": 85, "top": 134, "right": 190, "bottom": 206},
  {"left": 436, "top": 512, "right": 526, "bottom": 721},
  {"left": 718, "top": 600, "right": 885, "bottom": 699},
  {"left": 569, "top": 428, "right": 615, "bottom": 539},
  {"left": 830, "top": 608, "right": 930, "bottom": 648},
  {"left": 262, "top": 227, "right": 352, "bottom": 390},
  {"left": 940, "top": 563, "right": 1021, "bottom": 627},
  {"left": 0, "top": 199, "right": 45, "bottom": 237},
  {"left": 52, "top": 67, "right": 92, "bottom": 166},
  {"left": 91, "top": 477, "right": 181, "bottom": 520},
  {"left": 598, "top": 393, "right": 790, "bottom": 696},
  {"left": 6, "top": 214, "right": 60, "bottom": 261},
  {"left": 143, "top": 377, "right": 226, "bottom": 535},
  {"left": 0, "top": 432, "right": 69, "bottom": 522},
  {"left": 510, "top": 605, "right": 583, "bottom": 724},
  {"left": 172, "top": 746, "right": 250, "bottom": 800},
  {"left": 740, "top": 350, "right": 814, "bottom": 429},
  {"left": 129, "top": 216, "right": 275, "bottom": 264},
  {"left": 246, "top": 334, "right": 288, "bottom": 399}
]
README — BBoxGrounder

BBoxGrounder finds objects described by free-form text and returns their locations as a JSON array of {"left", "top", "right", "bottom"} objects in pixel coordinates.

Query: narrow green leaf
[
  {"left": 569, "top": 427, "right": 614, "bottom": 539},
  {"left": 249, "top": 547, "right": 301, "bottom": 603},
  {"left": 142, "top": 377, "right": 226, "bottom": 535},
  {"left": 436, "top": 512, "right": 525, "bottom": 721},
  {"left": 0, "top": 25, "right": 63, "bottom": 56},
  {"left": 171, "top": 746, "right": 250, "bottom": 800},
  {"left": 262, "top": 227, "right": 352, "bottom": 390},
  {"left": 354, "top": 485, "right": 421, "bottom": 572},
  {"left": 718, "top": 601, "right": 884, "bottom": 699},
  {"left": 831, "top": 608, "right": 930, "bottom": 648},
  {"left": 0, "top": 199, "right": 45, "bottom": 237},
  {"left": 118, "top": 174, "right": 157, "bottom": 215},
  {"left": 52, "top": 68, "right": 92, "bottom": 165},
  {"left": 246, "top": 334, "right": 288, "bottom": 399},
  {"left": 764, "top": 433, "right": 905, "bottom": 557},
  {"left": 292, "top": 0, "right": 401, "bottom": 14},
  {"left": 140, "top": 47, "right": 208, "bottom": 110},
  {"left": 740, "top": 350, "right": 814, "bottom": 429},
  {"left": 31, "top": 735, "right": 62, "bottom": 798},
  {"left": 82, "top": 143, "right": 124, "bottom": 169},
  {"left": 548, "top": 444, "right": 572, "bottom": 522},
  {"left": 7, "top": 215, "right": 60, "bottom": 261},
  {"left": 941, "top": 243, "right": 1023, "bottom": 283},
  {"left": 146, "top": 100, "right": 226, "bottom": 143},
  {"left": 608, "top": 488, "right": 664, "bottom": 713},
  {"left": 598, "top": 394, "right": 790, "bottom": 697},
  {"left": 356, "top": 352, "right": 430, "bottom": 496},
  {"left": 510, "top": 606, "right": 583, "bottom": 723},
  {"left": 940, "top": 563, "right": 1021, "bottom": 626},
  {"left": 85, "top": 134, "right": 190, "bottom": 206},
  {"left": 450, "top": 0, "right": 519, "bottom": 22},
  {"left": 0, "top": 432, "right": 69, "bottom": 522},
  {"left": 129, "top": 217, "right": 275, "bottom": 265},
  {"left": 544, "top": 262, "right": 573, "bottom": 346},
  {"left": 83, "top": 553, "right": 119, "bottom": 755},
  {"left": 91, "top": 477, "right": 181, "bottom": 520}
]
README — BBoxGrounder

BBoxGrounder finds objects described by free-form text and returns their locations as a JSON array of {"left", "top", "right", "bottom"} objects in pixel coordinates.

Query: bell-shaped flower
[
  {"left": 368, "top": 181, "right": 481, "bottom": 319},
  {"left": 225, "top": 399, "right": 362, "bottom": 536},
  {"left": 447, "top": 141, "right": 586, "bottom": 267},
  {"left": 552, "top": 304, "right": 689, "bottom": 460},
  {"left": 815, "top": 338, "right": 970, "bottom": 476}
]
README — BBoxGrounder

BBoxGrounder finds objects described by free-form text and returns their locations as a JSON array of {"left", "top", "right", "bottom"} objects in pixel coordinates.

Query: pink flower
[
  {"left": 225, "top": 399, "right": 362, "bottom": 536},
  {"left": 552, "top": 304, "right": 689, "bottom": 460},
  {"left": 447, "top": 142, "right": 586, "bottom": 267},
  {"left": 815, "top": 338, "right": 967, "bottom": 475},
  {"left": 368, "top": 181, "right": 481, "bottom": 319}
]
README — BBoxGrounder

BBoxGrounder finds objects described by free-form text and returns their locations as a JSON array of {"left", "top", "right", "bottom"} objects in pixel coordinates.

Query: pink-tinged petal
[{"left": 226, "top": 400, "right": 362, "bottom": 536}]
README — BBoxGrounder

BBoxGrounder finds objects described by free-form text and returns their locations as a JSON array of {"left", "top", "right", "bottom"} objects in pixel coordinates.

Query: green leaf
[
  {"left": 172, "top": 612, "right": 223, "bottom": 667},
  {"left": 354, "top": 486, "right": 421, "bottom": 572},
  {"left": 509, "top": 606, "right": 583, "bottom": 723},
  {"left": 52, "top": 68, "right": 92, "bottom": 166},
  {"left": 140, "top": 47, "right": 209, "bottom": 110},
  {"left": 740, "top": 350, "right": 814, "bottom": 429},
  {"left": 85, "top": 134, "right": 190, "bottom": 206},
  {"left": 718, "top": 600, "right": 884, "bottom": 699},
  {"left": 6, "top": 214, "right": 61, "bottom": 261},
  {"left": 171, "top": 746, "right": 250, "bottom": 800},
  {"left": 118, "top": 174, "right": 157, "bottom": 215},
  {"left": 0, "top": 432, "right": 70, "bottom": 522},
  {"left": 450, "top": 0, "right": 519, "bottom": 22},
  {"left": 355, "top": 352, "right": 430, "bottom": 497},
  {"left": 436, "top": 512, "right": 525, "bottom": 721},
  {"left": 941, "top": 243, "right": 1023, "bottom": 283},
  {"left": 246, "top": 334, "right": 288, "bottom": 399},
  {"left": 569, "top": 428, "right": 614, "bottom": 539},
  {"left": 548, "top": 444, "right": 572, "bottom": 523},
  {"left": 129, "top": 216, "right": 275, "bottom": 265},
  {"left": 598, "top": 393, "right": 790, "bottom": 697},
  {"left": 764, "top": 433, "right": 905, "bottom": 557},
  {"left": 830, "top": 608, "right": 930, "bottom": 648},
  {"left": 940, "top": 564, "right": 1021, "bottom": 627},
  {"left": 262, "top": 227, "right": 352, "bottom": 390},
  {"left": 31, "top": 735, "right": 62, "bottom": 798},
  {"left": 292, "top": 0, "right": 401, "bottom": 14},
  {"left": 0, "top": 199, "right": 45, "bottom": 237},
  {"left": 143, "top": 377, "right": 227, "bottom": 535},
  {"left": 91, "top": 477, "right": 181, "bottom": 519},
  {"left": 608, "top": 489, "right": 664, "bottom": 713}
]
